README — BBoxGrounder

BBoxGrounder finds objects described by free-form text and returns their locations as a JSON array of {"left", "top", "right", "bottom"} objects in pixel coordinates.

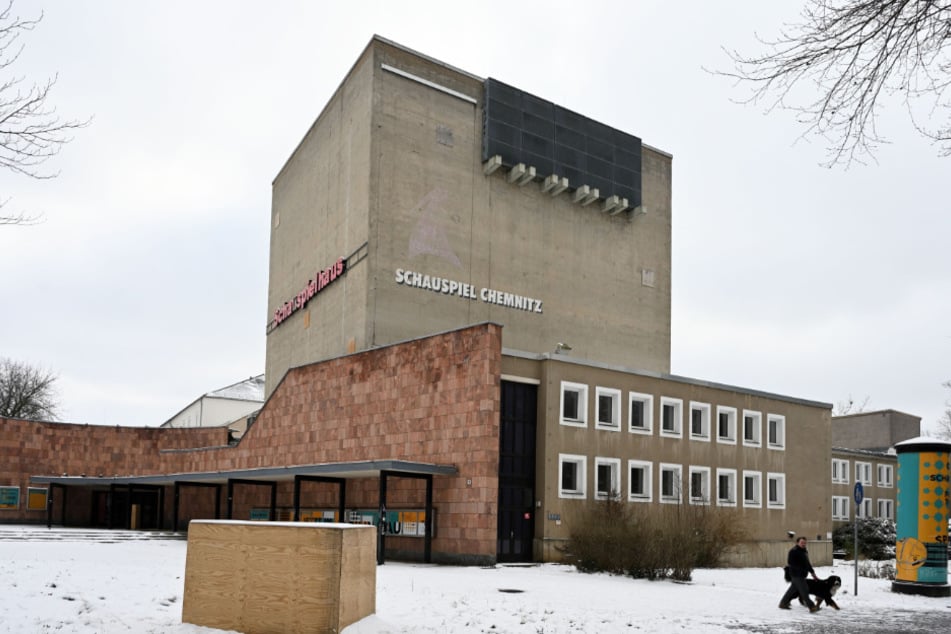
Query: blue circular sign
[{"left": 854, "top": 481, "right": 864, "bottom": 505}]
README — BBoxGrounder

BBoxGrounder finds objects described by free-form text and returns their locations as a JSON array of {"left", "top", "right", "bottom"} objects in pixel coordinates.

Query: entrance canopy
[
  {"left": 30, "top": 459, "right": 458, "bottom": 487},
  {"left": 31, "top": 460, "right": 457, "bottom": 564}
]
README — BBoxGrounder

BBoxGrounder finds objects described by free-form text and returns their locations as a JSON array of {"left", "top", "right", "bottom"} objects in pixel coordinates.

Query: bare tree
[
  {"left": 720, "top": 0, "right": 951, "bottom": 166},
  {"left": 1, "top": 0, "right": 88, "bottom": 225},
  {"left": 833, "top": 394, "right": 872, "bottom": 415},
  {"left": 0, "top": 357, "right": 59, "bottom": 420},
  {"left": 936, "top": 380, "right": 951, "bottom": 440}
]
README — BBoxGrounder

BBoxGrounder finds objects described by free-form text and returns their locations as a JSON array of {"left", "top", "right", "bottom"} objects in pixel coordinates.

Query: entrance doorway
[{"left": 497, "top": 380, "right": 537, "bottom": 562}]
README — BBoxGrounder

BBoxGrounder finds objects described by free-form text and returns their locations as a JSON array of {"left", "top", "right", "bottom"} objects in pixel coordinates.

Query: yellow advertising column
[{"left": 892, "top": 437, "right": 950, "bottom": 597}]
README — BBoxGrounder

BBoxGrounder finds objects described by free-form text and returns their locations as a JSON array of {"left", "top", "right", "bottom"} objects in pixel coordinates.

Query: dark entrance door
[{"left": 497, "top": 380, "right": 537, "bottom": 562}]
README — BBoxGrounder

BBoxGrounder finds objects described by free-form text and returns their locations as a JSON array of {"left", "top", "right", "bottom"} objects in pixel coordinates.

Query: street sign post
[{"left": 853, "top": 482, "right": 864, "bottom": 596}]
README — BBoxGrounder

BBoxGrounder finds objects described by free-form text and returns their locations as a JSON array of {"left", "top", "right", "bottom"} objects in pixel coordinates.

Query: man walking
[{"left": 779, "top": 536, "right": 820, "bottom": 612}]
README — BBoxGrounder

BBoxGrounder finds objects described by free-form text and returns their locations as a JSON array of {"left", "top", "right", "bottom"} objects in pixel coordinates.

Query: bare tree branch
[
  {"left": 832, "top": 394, "right": 872, "bottom": 415},
  {"left": 716, "top": 0, "right": 951, "bottom": 166},
  {"left": 0, "top": 357, "right": 59, "bottom": 420},
  {"left": 0, "top": 0, "right": 89, "bottom": 224},
  {"left": 936, "top": 380, "right": 951, "bottom": 440}
]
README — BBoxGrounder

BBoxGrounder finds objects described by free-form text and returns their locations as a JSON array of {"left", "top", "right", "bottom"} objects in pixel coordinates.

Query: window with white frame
[
  {"left": 688, "top": 466, "right": 711, "bottom": 505},
  {"left": 832, "top": 458, "right": 850, "bottom": 484},
  {"left": 855, "top": 461, "right": 872, "bottom": 485},
  {"left": 628, "top": 392, "right": 653, "bottom": 435},
  {"left": 877, "top": 498, "right": 894, "bottom": 520},
  {"left": 857, "top": 498, "right": 873, "bottom": 518},
  {"left": 743, "top": 470, "right": 762, "bottom": 508},
  {"left": 877, "top": 464, "right": 893, "bottom": 488},
  {"left": 595, "top": 387, "right": 621, "bottom": 431},
  {"left": 689, "top": 402, "right": 711, "bottom": 441},
  {"left": 742, "top": 410, "right": 762, "bottom": 447},
  {"left": 560, "top": 382, "right": 588, "bottom": 427},
  {"left": 659, "top": 463, "right": 682, "bottom": 504},
  {"left": 716, "top": 468, "right": 737, "bottom": 506},
  {"left": 832, "top": 496, "right": 850, "bottom": 521},
  {"left": 660, "top": 397, "right": 683, "bottom": 438},
  {"left": 767, "top": 473, "right": 786, "bottom": 509},
  {"left": 767, "top": 414, "right": 785, "bottom": 449},
  {"left": 595, "top": 457, "right": 621, "bottom": 499},
  {"left": 628, "top": 460, "right": 652, "bottom": 502},
  {"left": 558, "top": 454, "right": 587, "bottom": 498},
  {"left": 717, "top": 406, "right": 737, "bottom": 444}
]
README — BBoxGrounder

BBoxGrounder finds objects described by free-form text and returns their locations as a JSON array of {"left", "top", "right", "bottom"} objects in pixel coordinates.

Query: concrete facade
[
  {"left": 832, "top": 409, "right": 922, "bottom": 452},
  {"left": 830, "top": 447, "right": 898, "bottom": 530},
  {"left": 499, "top": 353, "right": 832, "bottom": 565},
  {"left": 827, "top": 410, "right": 919, "bottom": 531},
  {"left": 265, "top": 37, "right": 672, "bottom": 399}
]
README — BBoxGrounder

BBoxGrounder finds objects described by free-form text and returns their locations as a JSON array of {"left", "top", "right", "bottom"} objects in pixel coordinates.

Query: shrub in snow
[
  {"left": 563, "top": 496, "right": 747, "bottom": 582},
  {"left": 832, "top": 518, "right": 896, "bottom": 560}
]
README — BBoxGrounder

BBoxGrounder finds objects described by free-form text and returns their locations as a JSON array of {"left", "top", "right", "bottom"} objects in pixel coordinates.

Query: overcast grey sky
[{"left": 1, "top": 1, "right": 948, "bottom": 432}]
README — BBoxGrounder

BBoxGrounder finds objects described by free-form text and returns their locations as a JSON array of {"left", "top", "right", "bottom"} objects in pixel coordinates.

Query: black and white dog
[{"left": 799, "top": 575, "right": 842, "bottom": 610}]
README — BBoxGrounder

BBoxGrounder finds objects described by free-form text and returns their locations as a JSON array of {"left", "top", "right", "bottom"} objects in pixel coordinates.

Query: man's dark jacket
[{"left": 787, "top": 544, "right": 815, "bottom": 578}]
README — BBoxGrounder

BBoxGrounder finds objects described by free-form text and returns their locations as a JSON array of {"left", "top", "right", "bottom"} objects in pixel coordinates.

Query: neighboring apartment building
[{"left": 829, "top": 410, "right": 920, "bottom": 529}]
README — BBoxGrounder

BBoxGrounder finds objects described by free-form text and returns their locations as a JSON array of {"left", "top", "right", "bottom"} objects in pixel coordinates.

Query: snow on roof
[{"left": 207, "top": 374, "right": 265, "bottom": 402}]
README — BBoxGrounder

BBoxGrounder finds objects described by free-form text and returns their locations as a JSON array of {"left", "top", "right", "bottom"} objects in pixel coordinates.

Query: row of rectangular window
[
  {"left": 831, "top": 459, "right": 893, "bottom": 487},
  {"left": 831, "top": 496, "right": 894, "bottom": 521},
  {"left": 562, "top": 382, "right": 786, "bottom": 449},
  {"left": 558, "top": 454, "right": 786, "bottom": 509}
]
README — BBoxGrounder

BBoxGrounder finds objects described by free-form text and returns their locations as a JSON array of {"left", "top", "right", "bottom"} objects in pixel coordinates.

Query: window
[
  {"left": 743, "top": 471, "right": 762, "bottom": 508},
  {"left": 877, "top": 464, "right": 893, "bottom": 488},
  {"left": 628, "top": 392, "right": 653, "bottom": 435},
  {"left": 767, "top": 473, "right": 786, "bottom": 509},
  {"left": 832, "top": 458, "right": 850, "bottom": 484},
  {"left": 857, "top": 498, "right": 873, "bottom": 518},
  {"left": 716, "top": 406, "right": 737, "bottom": 444},
  {"left": 877, "top": 499, "right": 894, "bottom": 520},
  {"left": 660, "top": 397, "right": 683, "bottom": 438},
  {"left": 832, "top": 496, "right": 850, "bottom": 521},
  {"left": 659, "top": 463, "right": 682, "bottom": 504},
  {"left": 595, "top": 387, "right": 621, "bottom": 431},
  {"left": 595, "top": 457, "right": 621, "bottom": 499},
  {"left": 716, "top": 468, "right": 737, "bottom": 506},
  {"left": 689, "top": 402, "right": 711, "bottom": 441},
  {"left": 558, "top": 454, "right": 587, "bottom": 498},
  {"left": 628, "top": 460, "right": 652, "bottom": 502},
  {"left": 560, "top": 382, "right": 588, "bottom": 427},
  {"left": 855, "top": 461, "right": 872, "bottom": 485},
  {"left": 767, "top": 414, "right": 785, "bottom": 449},
  {"left": 742, "top": 410, "right": 762, "bottom": 447},
  {"left": 688, "top": 466, "right": 711, "bottom": 505}
]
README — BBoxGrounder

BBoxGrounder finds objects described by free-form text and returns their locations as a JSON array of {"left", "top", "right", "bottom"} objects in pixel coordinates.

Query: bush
[
  {"left": 563, "top": 497, "right": 748, "bottom": 582},
  {"left": 832, "top": 518, "right": 896, "bottom": 560}
]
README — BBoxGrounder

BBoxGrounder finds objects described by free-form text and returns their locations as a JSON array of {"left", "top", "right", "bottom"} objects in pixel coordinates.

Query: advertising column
[{"left": 892, "top": 437, "right": 951, "bottom": 597}]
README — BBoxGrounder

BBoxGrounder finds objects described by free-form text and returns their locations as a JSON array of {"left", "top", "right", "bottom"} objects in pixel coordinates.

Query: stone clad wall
[{"left": 2, "top": 323, "right": 503, "bottom": 563}]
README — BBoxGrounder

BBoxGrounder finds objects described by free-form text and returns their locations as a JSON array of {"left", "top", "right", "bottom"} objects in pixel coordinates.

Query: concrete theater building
[{"left": 1, "top": 37, "right": 837, "bottom": 566}]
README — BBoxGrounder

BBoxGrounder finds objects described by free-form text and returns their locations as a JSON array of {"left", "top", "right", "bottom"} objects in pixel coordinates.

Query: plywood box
[{"left": 182, "top": 520, "right": 376, "bottom": 633}]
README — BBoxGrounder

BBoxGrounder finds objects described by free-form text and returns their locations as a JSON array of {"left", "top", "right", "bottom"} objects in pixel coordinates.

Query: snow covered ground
[{"left": 0, "top": 528, "right": 949, "bottom": 633}]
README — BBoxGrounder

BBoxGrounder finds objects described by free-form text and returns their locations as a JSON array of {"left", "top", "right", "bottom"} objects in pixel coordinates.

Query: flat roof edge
[{"left": 502, "top": 348, "right": 832, "bottom": 410}]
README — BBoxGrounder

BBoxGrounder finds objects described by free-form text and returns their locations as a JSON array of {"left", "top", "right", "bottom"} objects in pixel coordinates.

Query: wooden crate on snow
[{"left": 182, "top": 520, "right": 376, "bottom": 633}]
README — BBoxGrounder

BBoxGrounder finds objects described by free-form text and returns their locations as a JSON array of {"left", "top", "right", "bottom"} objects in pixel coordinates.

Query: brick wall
[{"left": 1, "top": 323, "right": 503, "bottom": 563}]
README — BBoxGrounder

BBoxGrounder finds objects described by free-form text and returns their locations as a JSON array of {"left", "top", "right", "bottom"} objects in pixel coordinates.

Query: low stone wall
[{"left": 721, "top": 540, "right": 834, "bottom": 568}]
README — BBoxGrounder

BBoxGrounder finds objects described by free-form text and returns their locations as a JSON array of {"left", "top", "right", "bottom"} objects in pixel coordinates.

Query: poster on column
[{"left": 895, "top": 448, "right": 949, "bottom": 584}]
